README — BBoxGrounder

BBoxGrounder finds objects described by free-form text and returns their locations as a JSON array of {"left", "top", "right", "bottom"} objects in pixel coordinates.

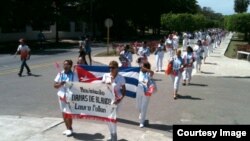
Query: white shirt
[
  {"left": 182, "top": 52, "right": 194, "bottom": 67},
  {"left": 17, "top": 45, "right": 30, "bottom": 52},
  {"left": 183, "top": 38, "right": 188, "bottom": 48},
  {"left": 165, "top": 38, "right": 173, "bottom": 48},
  {"left": 17, "top": 45, "right": 30, "bottom": 59},
  {"left": 120, "top": 50, "right": 133, "bottom": 65},
  {"left": 171, "top": 56, "right": 183, "bottom": 71},
  {"left": 102, "top": 73, "right": 125, "bottom": 99},
  {"left": 137, "top": 46, "right": 150, "bottom": 57},
  {"left": 54, "top": 71, "right": 79, "bottom": 97}
]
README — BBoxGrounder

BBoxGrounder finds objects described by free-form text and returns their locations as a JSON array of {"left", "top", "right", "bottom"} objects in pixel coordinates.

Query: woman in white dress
[{"left": 102, "top": 61, "right": 126, "bottom": 141}]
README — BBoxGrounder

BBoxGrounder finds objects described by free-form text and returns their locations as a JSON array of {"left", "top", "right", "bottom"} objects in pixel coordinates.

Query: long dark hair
[{"left": 187, "top": 46, "right": 193, "bottom": 53}]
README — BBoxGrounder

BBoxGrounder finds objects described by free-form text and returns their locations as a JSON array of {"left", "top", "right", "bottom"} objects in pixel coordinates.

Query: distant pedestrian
[
  {"left": 182, "top": 33, "right": 189, "bottom": 51},
  {"left": 173, "top": 32, "right": 179, "bottom": 53},
  {"left": 154, "top": 40, "right": 165, "bottom": 72},
  {"left": 165, "top": 34, "right": 174, "bottom": 58},
  {"left": 119, "top": 45, "right": 133, "bottom": 67},
  {"left": 15, "top": 38, "right": 31, "bottom": 77},
  {"left": 79, "top": 36, "right": 88, "bottom": 65},
  {"left": 37, "top": 31, "right": 45, "bottom": 50},
  {"left": 77, "top": 56, "right": 87, "bottom": 65},
  {"left": 137, "top": 41, "right": 150, "bottom": 66},
  {"left": 202, "top": 38, "right": 209, "bottom": 64},
  {"left": 194, "top": 40, "right": 204, "bottom": 73},
  {"left": 53, "top": 60, "right": 79, "bottom": 137},
  {"left": 182, "top": 46, "right": 195, "bottom": 85},
  {"left": 169, "top": 50, "right": 184, "bottom": 99},
  {"left": 84, "top": 36, "right": 92, "bottom": 65}
]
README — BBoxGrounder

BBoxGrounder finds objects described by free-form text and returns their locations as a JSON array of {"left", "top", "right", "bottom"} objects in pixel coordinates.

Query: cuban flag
[{"left": 75, "top": 65, "right": 140, "bottom": 98}]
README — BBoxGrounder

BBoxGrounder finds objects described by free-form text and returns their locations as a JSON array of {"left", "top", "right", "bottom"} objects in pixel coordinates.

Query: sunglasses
[{"left": 109, "top": 66, "right": 117, "bottom": 69}]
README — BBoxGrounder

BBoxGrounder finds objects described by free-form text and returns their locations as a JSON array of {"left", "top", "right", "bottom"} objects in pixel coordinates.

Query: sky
[{"left": 197, "top": 0, "right": 250, "bottom": 15}]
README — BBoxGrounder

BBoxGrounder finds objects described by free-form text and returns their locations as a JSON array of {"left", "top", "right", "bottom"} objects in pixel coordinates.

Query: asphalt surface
[
  {"left": 1, "top": 37, "right": 250, "bottom": 140},
  {"left": 1, "top": 47, "right": 250, "bottom": 134}
]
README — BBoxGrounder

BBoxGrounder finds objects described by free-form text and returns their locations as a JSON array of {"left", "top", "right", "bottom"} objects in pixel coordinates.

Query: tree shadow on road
[
  {"left": 118, "top": 118, "right": 172, "bottom": 132},
  {"left": 73, "top": 133, "right": 105, "bottom": 141},
  {"left": 176, "top": 94, "right": 203, "bottom": 100}
]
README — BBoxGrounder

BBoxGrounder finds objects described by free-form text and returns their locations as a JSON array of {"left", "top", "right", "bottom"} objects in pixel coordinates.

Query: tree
[
  {"left": 225, "top": 13, "right": 250, "bottom": 43},
  {"left": 234, "top": 0, "right": 250, "bottom": 13},
  {"left": 161, "top": 13, "right": 208, "bottom": 32}
]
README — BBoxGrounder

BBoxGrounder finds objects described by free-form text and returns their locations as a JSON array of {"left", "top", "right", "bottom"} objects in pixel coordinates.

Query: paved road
[
  {"left": 1, "top": 36, "right": 250, "bottom": 140},
  {"left": 1, "top": 47, "right": 250, "bottom": 134}
]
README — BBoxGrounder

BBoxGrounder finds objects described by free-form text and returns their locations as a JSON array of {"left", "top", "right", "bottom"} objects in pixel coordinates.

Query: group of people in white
[{"left": 53, "top": 29, "right": 226, "bottom": 141}]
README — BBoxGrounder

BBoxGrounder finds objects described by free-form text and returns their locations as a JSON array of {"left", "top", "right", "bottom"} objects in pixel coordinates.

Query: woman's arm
[
  {"left": 114, "top": 85, "right": 126, "bottom": 105},
  {"left": 54, "top": 82, "right": 65, "bottom": 89}
]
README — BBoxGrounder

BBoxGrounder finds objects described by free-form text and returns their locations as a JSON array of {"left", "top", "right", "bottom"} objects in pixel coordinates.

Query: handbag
[{"left": 165, "top": 62, "right": 173, "bottom": 75}]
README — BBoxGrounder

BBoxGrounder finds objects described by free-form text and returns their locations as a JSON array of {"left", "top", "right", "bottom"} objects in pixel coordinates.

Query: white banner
[{"left": 61, "top": 81, "right": 117, "bottom": 122}]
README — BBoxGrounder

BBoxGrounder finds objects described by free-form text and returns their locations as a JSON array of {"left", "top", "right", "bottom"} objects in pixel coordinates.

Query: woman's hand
[{"left": 114, "top": 97, "right": 123, "bottom": 105}]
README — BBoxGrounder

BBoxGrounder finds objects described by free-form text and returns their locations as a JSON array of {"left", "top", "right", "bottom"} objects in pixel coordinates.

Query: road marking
[{"left": 0, "top": 62, "right": 53, "bottom": 76}]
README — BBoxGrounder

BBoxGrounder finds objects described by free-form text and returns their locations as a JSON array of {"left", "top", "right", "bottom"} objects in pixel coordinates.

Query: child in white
[
  {"left": 155, "top": 40, "right": 165, "bottom": 72},
  {"left": 136, "top": 62, "right": 155, "bottom": 128}
]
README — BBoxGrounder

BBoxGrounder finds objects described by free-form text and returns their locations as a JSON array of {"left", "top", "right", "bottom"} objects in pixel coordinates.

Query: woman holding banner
[
  {"left": 102, "top": 61, "right": 126, "bottom": 141},
  {"left": 54, "top": 60, "right": 79, "bottom": 136}
]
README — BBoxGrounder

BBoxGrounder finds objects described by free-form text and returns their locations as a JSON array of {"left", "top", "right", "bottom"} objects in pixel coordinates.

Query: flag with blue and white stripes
[{"left": 76, "top": 65, "right": 140, "bottom": 98}]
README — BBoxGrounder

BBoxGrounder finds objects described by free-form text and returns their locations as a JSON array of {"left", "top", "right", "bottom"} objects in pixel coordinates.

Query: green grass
[
  {"left": 225, "top": 41, "right": 247, "bottom": 58},
  {"left": 225, "top": 33, "right": 248, "bottom": 58}
]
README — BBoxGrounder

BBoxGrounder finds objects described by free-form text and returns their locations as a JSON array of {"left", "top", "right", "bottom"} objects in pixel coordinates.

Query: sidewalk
[
  {"left": 0, "top": 115, "right": 171, "bottom": 141},
  {"left": 94, "top": 33, "right": 250, "bottom": 77},
  {"left": 195, "top": 33, "right": 250, "bottom": 77}
]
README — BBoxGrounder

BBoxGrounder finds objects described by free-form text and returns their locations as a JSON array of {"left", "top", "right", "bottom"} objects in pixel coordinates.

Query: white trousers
[
  {"left": 136, "top": 84, "right": 150, "bottom": 125},
  {"left": 196, "top": 62, "right": 201, "bottom": 72},
  {"left": 107, "top": 102, "right": 122, "bottom": 134},
  {"left": 155, "top": 52, "right": 164, "bottom": 71},
  {"left": 167, "top": 48, "right": 174, "bottom": 58},
  {"left": 182, "top": 67, "right": 193, "bottom": 82},
  {"left": 203, "top": 46, "right": 208, "bottom": 58},
  {"left": 208, "top": 44, "right": 213, "bottom": 56},
  {"left": 171, "top": 72, "right": 182, "bottom": 91}
]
